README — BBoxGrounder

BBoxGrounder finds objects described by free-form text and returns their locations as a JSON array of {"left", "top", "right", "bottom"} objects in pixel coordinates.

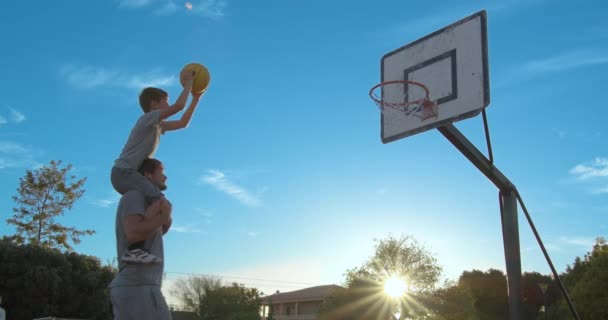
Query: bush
[{"left": 0, "top": 238, "right": 116, "bottom": 320}]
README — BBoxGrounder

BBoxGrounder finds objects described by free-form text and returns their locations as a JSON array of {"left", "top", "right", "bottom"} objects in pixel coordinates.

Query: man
[
  {"left": 109, "top": 158, "right": 173, "bottom": 320},
  {"left": 0, "top": 296, "right": 5, "bottom": 320}
]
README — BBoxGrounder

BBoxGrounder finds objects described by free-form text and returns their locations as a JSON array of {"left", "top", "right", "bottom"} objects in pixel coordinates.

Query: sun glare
[{"left": 384, "top": 276, "right": 408, "bottom": 298}]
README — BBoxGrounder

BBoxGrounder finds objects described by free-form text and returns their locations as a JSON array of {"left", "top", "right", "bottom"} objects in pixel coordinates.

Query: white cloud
[
  {"left": 497, "top": 50, "right": 608, "bottom": 88},
  {"left": 0, "top": 141, "right": 30, "bottom": 154},
  {"left": 196, "top": 208, "right": 213, "bottom": 224},
  {"left": 92, "top": 193, "right": 121, "bottom": 208},
  {"left": 594, "top": 186, "right": 608, "bottom": 194},
  {"left": 0, "top": 116, "right": 7, "bottom": 126},
  {"left": 552, "top": 128, "right": 567, "bottom": 139},
  {"left": 200, "top": 169, "right": 262, "bottom": 207},
  {"left": 560, "top": 236, "right": 595, "bottom": 248},
  {"left": 569, "top": 158, "right": 608, "bottom": 180},
  {"left": 60, "top": 64, "right": 176, "bottom": 90},
  {"left": 172, "top": 224, "right": 204, "bottom": 233},
  {"left": 118, "top": 0, "right": 152, "bottom": 8},
  {"left": 155, "top": 0, "right": 178, "bottom": 15},
  {"left": 9, "top": 108, "right": 25, "bottom": 123},
  {"left": 523, "top": 50, "right": 608, "bottom": 74},
  {"left": 0, "top": 141, "right": 41, "bottom": 169},
  {"left": 189, "top": 0, "right": 226, "bottom": 19},
  {"left": 119, "top": 0, "right": 226, "bottom": 19}
]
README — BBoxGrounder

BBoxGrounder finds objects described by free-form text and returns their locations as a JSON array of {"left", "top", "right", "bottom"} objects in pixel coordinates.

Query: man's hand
[
  {"left": 160, "top": 198, "right": 172, "bottom": 224},
  {"left": 143, "top": 198, "right": 163, "bottom": 219},
  {"left": 125, "top": 197, "right": 169, "bottom": 244}
]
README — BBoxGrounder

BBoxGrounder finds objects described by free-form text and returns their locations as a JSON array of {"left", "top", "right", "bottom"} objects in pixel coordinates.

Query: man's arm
[
  {"left": 162, "top": 217, "right": 172, "bottom": 235},
  {"left": 160, "top": 93, "right": 202, "bottom": 132},
  {"left": 124, "top": 200, "right": 170, "bottom": 243},
  {"left": 161, "top": 199, "right": 172, "bottom": 235}
]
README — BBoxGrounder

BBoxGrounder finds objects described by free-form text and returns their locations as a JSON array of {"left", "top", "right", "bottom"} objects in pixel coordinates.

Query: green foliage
[
  {"left": 320, "top": 234, "right": 443, "bottom": 320},
  {"left": 6, "top": 160, "right": 94, "bottom": 251},
  {"left": 320, "top": 234, "right": 608, "bottom": 320},
  {"left": 553, "top": 237, "right": 608, "bottom": 320},
  {"left": 0, "top": 238, "right": 116, "bottom": 319},
  {"left": 205, "top": 283, "right": 262, "bottom": 320},
  {"left": 344, "top": 235, "right": 442, "bottom": 293},
  {"left": 428, "top": 237, "right": 608, "bottom": 320},
  {"left": 423, "top": 280, "right": 479, "bottom": 320},
  {"left": 170, "top": 275, "right": 262, "bottom": 320},
  {"left": 458, "top": 269, "right": 508, "bottom": 320},
  {"left": 171, "top": 275, "right": 222, "bottom": 315}
]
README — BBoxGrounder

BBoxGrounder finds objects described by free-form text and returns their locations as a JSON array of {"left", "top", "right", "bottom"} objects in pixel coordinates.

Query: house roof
[{"left": 261, "top": 285, "right": 344, "bottom": 304}]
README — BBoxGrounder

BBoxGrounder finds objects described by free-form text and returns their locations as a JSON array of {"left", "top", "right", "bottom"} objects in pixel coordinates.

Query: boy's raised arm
[
  {"left": 160, "top": 70, "right": 194, "bottom": 120},
  {"left": 160, "top": 92, "right": 202, "bottom": 132}
]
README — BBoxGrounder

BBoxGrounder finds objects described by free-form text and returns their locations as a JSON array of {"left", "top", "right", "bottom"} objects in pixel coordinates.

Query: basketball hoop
[{"left": 369, "top": 80, "right": 438, "bottom": 120}]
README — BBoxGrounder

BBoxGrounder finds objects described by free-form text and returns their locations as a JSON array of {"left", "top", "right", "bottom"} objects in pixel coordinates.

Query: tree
[
  {"left": 6, "top": 160, "right": 94, "bottom": 251},
  {"left": 319, "top": 234, "right": 443, "bottom": 320},
  {"left": 424, "top": 280, "right": 479, "bottom": 320},
  {"left": 206, "top": 283, "right": 262, "bottom": 320},
  {"left": 170, "top": 275, "right": 223, "bottom": 317},
  {"left": 0, "top": 238, "right": 115, "bottom": 319},
  {"left": 456, "top": 269, "right": 508, "bottom": 320},
  {"left": 521, "top": 271, "right": 557, "bottom": 319},
  {"left": 170, "top": 275, "right": 262, "bottom": 320},
  {"left": 344, "top": 235, "right": 442, "bottom": 292},
  {"left": 553, "top": 237, "right": 608, "bottom": 319}
]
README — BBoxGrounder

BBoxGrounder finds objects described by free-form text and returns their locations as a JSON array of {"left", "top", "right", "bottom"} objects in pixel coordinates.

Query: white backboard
[{"left": 380, "top": 10, "right": 490, "bottom": 143}]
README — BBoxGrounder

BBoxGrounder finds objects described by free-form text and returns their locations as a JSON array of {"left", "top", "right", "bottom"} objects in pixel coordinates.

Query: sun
[{"left": 384, "top": 275, "right": 409, "bottom": 298}]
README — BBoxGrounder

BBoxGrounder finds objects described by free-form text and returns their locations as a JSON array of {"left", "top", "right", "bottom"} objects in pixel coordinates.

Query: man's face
[{"left": 147, "top": 163, "right": 167, "bottom": 191}]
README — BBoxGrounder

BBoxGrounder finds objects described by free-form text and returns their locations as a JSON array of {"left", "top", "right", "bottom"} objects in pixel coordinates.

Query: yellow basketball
[{"left": 180, "top": 62, "right": 210, "bottom": 94}]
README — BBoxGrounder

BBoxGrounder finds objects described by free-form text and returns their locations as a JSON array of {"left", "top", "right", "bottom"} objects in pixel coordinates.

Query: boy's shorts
[{"left": 111, "top": 166, "right": 162, "bottom": 201}]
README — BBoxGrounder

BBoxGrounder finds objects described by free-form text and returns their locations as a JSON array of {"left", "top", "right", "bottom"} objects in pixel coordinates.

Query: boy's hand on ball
[{"left": 180, "top": 69, "right": 194, "bottom": 88}]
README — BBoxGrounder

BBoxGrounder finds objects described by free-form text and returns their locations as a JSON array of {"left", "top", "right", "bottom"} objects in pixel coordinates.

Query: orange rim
[{"left": 369, "top": 80, "right": 430, "bottom": 108}]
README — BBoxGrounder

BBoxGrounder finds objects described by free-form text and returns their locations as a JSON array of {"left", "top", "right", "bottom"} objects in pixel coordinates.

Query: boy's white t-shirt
[
  {"left": 114, "top": 110, "right": 163, "bottom": 170},
  {"left": 0, "top": 306, "right": 5, "bottom": 320}
]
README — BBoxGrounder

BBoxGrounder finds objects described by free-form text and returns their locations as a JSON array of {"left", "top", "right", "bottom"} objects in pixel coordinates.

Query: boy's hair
[
  {"left": 139, "top": 87, "right": 168, "bottom": 112},
  {"left": 139, "top": 158, "right": 162, "bottom": 176}
]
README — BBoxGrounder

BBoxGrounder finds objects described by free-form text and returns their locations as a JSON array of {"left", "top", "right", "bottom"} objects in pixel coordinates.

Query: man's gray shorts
[{"left": 110, "top": 285, "right": 171, "bottom": 320}]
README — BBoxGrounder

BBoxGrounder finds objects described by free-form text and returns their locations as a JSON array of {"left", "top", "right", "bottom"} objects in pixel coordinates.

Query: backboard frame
[{"left": 380, "top": 10, "right": 490, "bottom": 144}]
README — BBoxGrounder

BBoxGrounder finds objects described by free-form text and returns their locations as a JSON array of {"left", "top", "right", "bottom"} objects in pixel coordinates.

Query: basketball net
[{"left": 369, "top": 80, "right": 438, "bottom": 120}]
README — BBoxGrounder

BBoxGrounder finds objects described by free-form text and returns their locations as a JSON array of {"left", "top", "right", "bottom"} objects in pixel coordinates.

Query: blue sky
[{"left": 1, "top": 0, "right": 607, "bottom": 303}]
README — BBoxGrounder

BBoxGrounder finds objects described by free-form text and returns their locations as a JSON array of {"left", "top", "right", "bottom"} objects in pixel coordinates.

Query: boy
[{"left": 111, "top": 70, "right": 202, "bottom": 264}]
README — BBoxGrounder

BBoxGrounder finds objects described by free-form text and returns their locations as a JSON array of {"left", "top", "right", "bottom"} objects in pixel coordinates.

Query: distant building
[{"left": 261, "top": 285, "right": 343, "bottom": 320}]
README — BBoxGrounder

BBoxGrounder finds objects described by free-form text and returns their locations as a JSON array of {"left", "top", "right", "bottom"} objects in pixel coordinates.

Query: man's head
[
  {"left": 138, "top": 158, "right": 167, "bottom": 191},
  {"left": 139, "top": 87, "right": 169, "bottom": 113}
]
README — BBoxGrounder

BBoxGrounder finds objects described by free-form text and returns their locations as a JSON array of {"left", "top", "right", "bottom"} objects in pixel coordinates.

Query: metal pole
[
  {"left": 438, "top": 124, "right": 523, "bottom": 320},
  {"left": 501, "top": 190, "right": 523, "bottom": 320}
]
